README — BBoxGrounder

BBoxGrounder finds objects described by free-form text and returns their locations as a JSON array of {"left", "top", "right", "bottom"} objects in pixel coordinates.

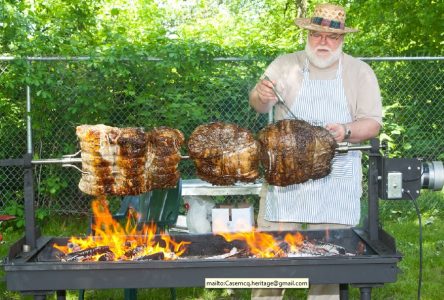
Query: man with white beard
[{"left": 249, "top": 3, "right": 382, "bottom": 300}]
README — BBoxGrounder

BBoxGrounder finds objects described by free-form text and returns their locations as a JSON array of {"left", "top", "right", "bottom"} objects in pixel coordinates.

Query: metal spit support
[
  {"left": 335, "top": 142, "right": 373, "bottom": 153},
  {"left": 32, "top": 152, "right": 190, "bottom": 173},
  {"left": 367, "top": 139, "right": 381, "bottom": 241}
]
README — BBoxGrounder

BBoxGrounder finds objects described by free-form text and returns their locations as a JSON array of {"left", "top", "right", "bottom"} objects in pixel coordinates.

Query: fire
[
  {"left": 217, "top": 229, "right": 305, "bottom": 258},
  {"left": 284, "top": 232, "right": 304, "bottom": 253},
  {"left": 53, "top": 197, "right": 190, "bottom": 261}
]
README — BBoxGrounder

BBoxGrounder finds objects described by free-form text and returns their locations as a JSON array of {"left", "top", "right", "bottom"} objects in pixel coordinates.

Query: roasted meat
[
  {"left": 76, "top": 125, "right": 184, "bottom": 196},
  {"left": 187, "top": 122, "right": 260, "bottom": 185},
  {"left": 145, "top": 127, "right": 185, "bottom": 190},
  {"left": 258, "top": 119, "right": 336, "bottom": 186}
]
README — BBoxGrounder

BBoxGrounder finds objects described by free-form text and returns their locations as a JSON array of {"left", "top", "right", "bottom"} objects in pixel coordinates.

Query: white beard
[{"left": 305, "top": 39, "right": 343, "bottom": 69}]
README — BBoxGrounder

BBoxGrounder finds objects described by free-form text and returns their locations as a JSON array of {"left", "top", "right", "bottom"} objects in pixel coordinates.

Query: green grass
[{"left": 1, "top": 192, "right": 443, "bottom": 299}]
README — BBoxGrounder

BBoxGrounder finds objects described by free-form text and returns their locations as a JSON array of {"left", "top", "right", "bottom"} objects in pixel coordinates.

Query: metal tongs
[{"left": 263, "top": 75, "right": 298, "bottom": 120}]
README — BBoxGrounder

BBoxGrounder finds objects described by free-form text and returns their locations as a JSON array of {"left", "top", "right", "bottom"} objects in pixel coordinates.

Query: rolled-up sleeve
[{"left": 354, "top": 63, "right": 383, "bottom": 124}]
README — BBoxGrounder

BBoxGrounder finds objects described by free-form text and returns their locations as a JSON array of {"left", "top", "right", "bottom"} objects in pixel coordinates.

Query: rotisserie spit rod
[{"left": 30, "top": 143, "right": 374, "bottom": 165}]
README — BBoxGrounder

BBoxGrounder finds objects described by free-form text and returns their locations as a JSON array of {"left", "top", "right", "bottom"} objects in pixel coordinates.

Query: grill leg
[
  {"left": 78, "top": 290, "right": 85, "bottom": 300},
  {"left": 56, "top": 290, "right": 66, "bottom": 300},
  {"left": 170, "top": 288, "right": 177, "bottom": 300},
  {"left": 124, "top": 288, "right": 137, "bottom": 300},
  {"left": 339, "top": 284, "right": 349, "bottom": 300},
  {"left": 360, "top": 287, "right": 372, "bottom": 300}
]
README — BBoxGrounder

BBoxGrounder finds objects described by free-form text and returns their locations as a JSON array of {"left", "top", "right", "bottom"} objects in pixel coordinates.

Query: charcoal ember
[
  {"left": 67, "top": 242, "right": 81, "bottom": 253},
  {"left": 76, "top": 125, "right": 184, "bottom": 196},
  {"left": 276, "top": 241, "right": 290, "bottom": 257},
  {"left": 205, "top": 247, "right": 245, "bottom": 260},
  {"left": 258, "top": 119, "right": 336, "bottom": 186},
  {"left": 316, "top": 241, "right": 347, "bottom": 255},
  {"left": 187, "top": 122, "right": 260, "bottom": 185},
  {"left": 286, "top": 240, "right": 353, "bottom": 257}
]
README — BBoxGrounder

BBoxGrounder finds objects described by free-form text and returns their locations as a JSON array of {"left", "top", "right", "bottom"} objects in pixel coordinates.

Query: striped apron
[{"left": 264, "top": 58, "right": 362, "bottom": 226}]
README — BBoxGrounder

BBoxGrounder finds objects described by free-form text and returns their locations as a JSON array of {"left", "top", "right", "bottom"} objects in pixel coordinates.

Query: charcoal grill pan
[{"left": 5, "top": 228, "right": 401, "bottom": 296}]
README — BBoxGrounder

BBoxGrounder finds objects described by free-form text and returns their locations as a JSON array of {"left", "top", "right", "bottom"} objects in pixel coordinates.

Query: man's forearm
[{"left": 346, "top": 118, "right": 381, "bottom": 143}]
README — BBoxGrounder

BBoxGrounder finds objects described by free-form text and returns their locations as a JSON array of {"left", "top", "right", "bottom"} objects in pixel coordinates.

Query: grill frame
[{"left": 5, "top": 228, "right": 402, "bottom": 292}]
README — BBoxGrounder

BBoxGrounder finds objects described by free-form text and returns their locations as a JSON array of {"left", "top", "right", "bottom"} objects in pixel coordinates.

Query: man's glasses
[{"left": 309, "top": 31, "right": 343, "bottom": 42}]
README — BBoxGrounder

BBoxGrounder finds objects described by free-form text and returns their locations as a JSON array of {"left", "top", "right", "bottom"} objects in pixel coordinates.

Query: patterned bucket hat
[{"left": 295, "top": 3, "right": 358, "bottom": 34}]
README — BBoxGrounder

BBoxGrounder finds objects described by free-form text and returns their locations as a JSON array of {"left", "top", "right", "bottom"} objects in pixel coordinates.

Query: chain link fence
[{"left": 0, "top": 57, "right": 443, "bottom": 215}]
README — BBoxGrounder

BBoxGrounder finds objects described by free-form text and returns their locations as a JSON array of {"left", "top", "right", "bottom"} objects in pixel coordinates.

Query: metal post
[
  {"left": 24, "top": 153, "right": 37, "bottom": 249},
  {"left": 367, "top": 139, "right": 381, "bottom": 241},
  {"left": 26, "top": 83, "right": 33, "bottom": 154},
  {"left": 24, "top": 60, "right": 37, "bottom": 249}
]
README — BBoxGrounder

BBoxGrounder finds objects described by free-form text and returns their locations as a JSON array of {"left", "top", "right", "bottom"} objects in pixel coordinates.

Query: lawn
[{"left": 1, "top": 192, "right": 443, "bottom": 300}]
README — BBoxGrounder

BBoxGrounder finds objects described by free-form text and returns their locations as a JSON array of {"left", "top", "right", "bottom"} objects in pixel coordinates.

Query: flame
[
  {"left": 53, "top": 196, "right": 190, "bottom": 261},
  {"left": 217, "top": 229, "right": 305, "bottom": 258},
  {"left": 284, "top": 232, "right": 304, "bottom": 253}
]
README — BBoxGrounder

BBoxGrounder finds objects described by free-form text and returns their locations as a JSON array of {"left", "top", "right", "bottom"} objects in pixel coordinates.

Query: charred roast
[
  {"left": 145, "top": 127, "right": 185, "bottom": 190},
  {"left": 258, "top": 119, "right": 336, "bottom": 187},
  {"left": 187, "top": 122, "right": 260, "bottom": 185},
  {"left": 76, "top": 125, "right": 184, "bottom": 196}
]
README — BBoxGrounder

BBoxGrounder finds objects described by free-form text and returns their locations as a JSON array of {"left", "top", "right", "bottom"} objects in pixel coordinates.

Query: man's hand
[
  {"left": 249, "top": 79, "right": 280, "bottom": 113},
  {"left": 325, "top": 123, "right": 347, "bottom": 142},
  {"left": 255, "top": 79, "right": 278, "bottom": 105},
  {"left": 325, "top": 119, "right": 381, "bottom": 144}
]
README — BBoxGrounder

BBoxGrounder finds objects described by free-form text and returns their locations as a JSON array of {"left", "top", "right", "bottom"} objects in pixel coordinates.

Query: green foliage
[
  {"left": 343, "top": 0, "right": 444, "bottom": 56},
  {"left": 39, "top": 174, "right": 69, "bottom": 196},
  {"left": 1, "top": 201, "right": 50, "bottom": 231},
  {"left": 2, "top": 201, "right": 25, "bottom": 230},
  {"left": 0, "top": 0, "right": 442, "bottom": 213},
  {"left": 371, "top": 60, "right": 444, "bottom": 160},
  {"left": 2, "top": 0, "right": 443, "bottom": 57}
]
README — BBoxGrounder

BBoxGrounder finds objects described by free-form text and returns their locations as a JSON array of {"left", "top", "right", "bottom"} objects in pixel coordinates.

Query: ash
[{"left": 286, "top": 240, "right": 356, "bottom": 257}]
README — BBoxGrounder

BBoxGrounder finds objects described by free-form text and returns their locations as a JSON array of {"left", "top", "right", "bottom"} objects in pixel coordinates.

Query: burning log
[
  {"left": 273, "top": 241, "right": 290, "bottom": 257},
  {"left": 135, "top": 252, "right": 165, "bottom": 261},
  {"left": 62, "top": 246, "right": 112, "bottom": 262},
  {"left": 124, "top": 246, "right": 145, "bottom": 259}
]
